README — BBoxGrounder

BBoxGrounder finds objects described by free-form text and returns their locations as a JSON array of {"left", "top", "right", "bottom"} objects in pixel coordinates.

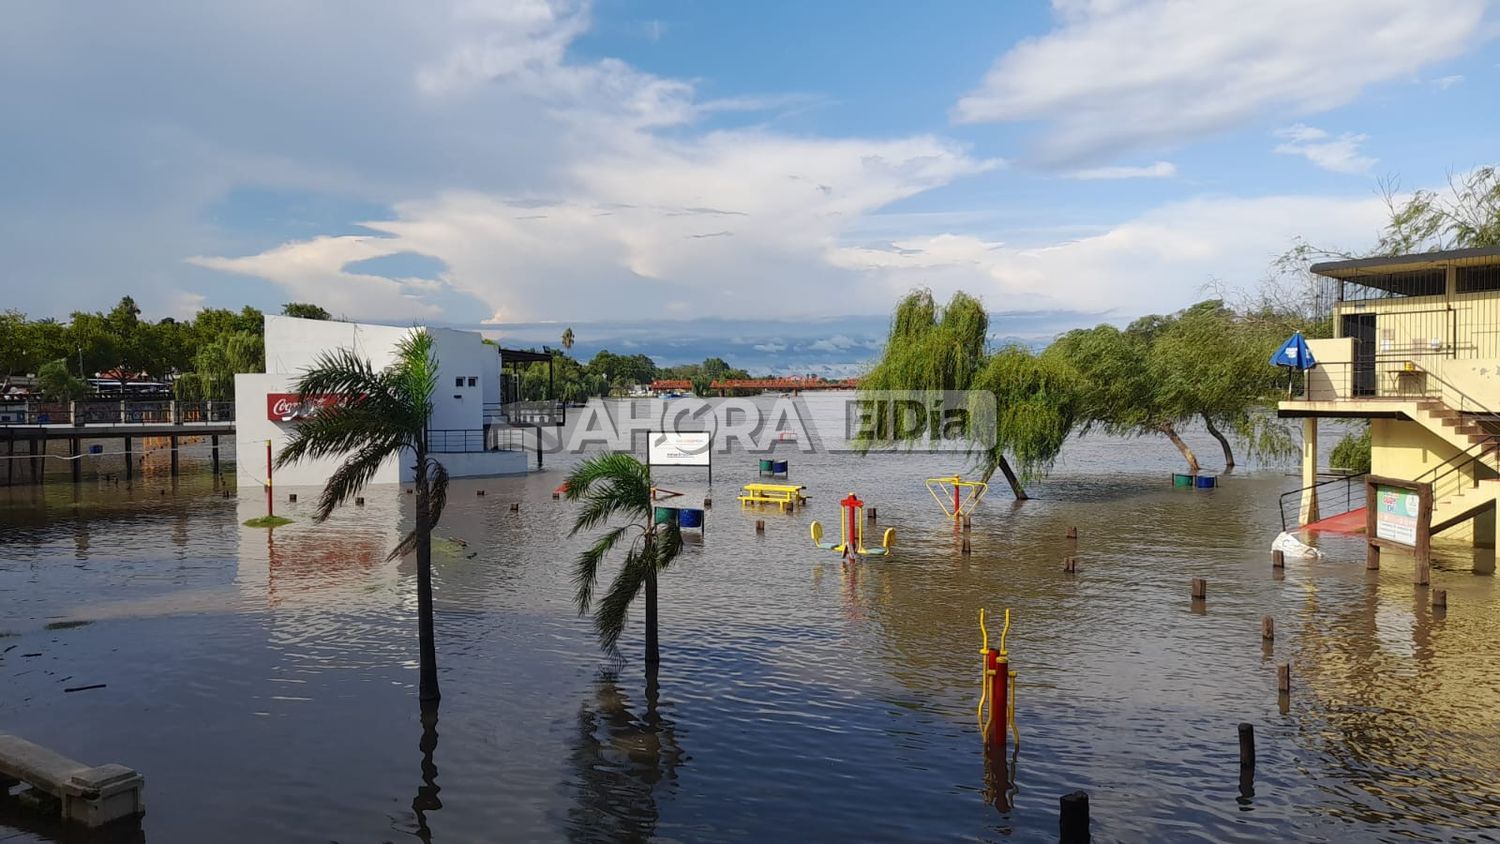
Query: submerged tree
[
  {"left": 564, "top": 453, "right": 683, "bottom": 666},
  {"left": 860, "top": 289, "right": 1080, "bottom": 499},
  {"left": 276, "top": 330, "right": 448, "bottom": 704}
]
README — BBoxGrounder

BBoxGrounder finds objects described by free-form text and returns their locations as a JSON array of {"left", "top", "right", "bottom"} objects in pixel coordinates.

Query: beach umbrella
[{"left": 1270, "top": 332, "right": 1317, "bottom": 396}]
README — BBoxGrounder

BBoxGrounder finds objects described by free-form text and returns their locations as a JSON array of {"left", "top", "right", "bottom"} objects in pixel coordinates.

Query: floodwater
[{"left": 2, "top": 398, "right": 1498, "bottom": 842}]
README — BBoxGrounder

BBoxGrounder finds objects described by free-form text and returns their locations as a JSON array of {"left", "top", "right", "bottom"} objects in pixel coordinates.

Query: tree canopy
[{"left": 281, "top": 302, "right": 332, "bottom": 320}]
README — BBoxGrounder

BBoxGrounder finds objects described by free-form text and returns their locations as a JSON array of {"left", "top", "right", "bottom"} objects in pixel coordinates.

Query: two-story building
[
  {"left": 234, "top": 315, "right": 531, "bottom": 487},
  {"left": 1280, "top": 246, "right": 1500, "bottom": 572}
]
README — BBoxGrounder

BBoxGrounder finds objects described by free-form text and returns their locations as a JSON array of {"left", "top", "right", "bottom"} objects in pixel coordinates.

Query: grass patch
[{"left": 243, "top": 515, "right": 295, "bottom": 528}]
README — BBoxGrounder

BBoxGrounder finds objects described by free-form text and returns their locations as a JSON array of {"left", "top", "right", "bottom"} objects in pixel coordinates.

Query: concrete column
[
  {"left": 1299, "top": 417, "right": 1320, "bottom": 525},
  {"left": 70, "top": 437, "right": 81, "bottom": 483},
  {"left": 211, "top": 434, "right": 220, "bottom": 477},
  {"left": 124, "top": 436, "right": 133, "bottom": 481},
  {"left": 1474, "top": 504, "right": 1495, "bottom": 550},
  {"left": 30, "top": 438, "right": 40, "bottom": 484},
  {"left": 169, "top": 434, "right": 179, "bottom": 477}
]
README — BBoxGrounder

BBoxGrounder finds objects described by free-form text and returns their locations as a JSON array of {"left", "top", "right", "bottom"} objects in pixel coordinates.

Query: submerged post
[
  {"left": 1272, "top": 549, "right": 1285, "bottom": 568},
  {"left": 1277, "top": 663, "right": 1292, "bottom": 694},
  {"left": 70, "top": 437, "right": 81, "bottom": 483},
  {"left": 1238, "top": 723, "right": 1255, "bottom": 769},
  {"left": 123, "top": 435, "right": 132, "bottom": 481},
  {"left": 211, "top": 435, "right": 220, "bottom": 477},
  {"left": 265, "top": 440, "right": 273, "bottom": 520},
  {"left": 1433, "top": 589, "right": 1447, "bottom": 610},
  {"left": 1261, "top": 616, "right": 1275, "bottom": 641},
  {"left": 169, "top": 435, "right": 179, "bottom": 477},
  {"left": 1059, "top": 790, "right": 1090, "bottom": 843},
  {"left": 1191, "top": 578, "right": 1207, "bottom": 600}
]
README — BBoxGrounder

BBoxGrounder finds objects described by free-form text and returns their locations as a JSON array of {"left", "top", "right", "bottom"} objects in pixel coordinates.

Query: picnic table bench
[{"left": 738, "top": 483, "right": 807, "bottom": 513}]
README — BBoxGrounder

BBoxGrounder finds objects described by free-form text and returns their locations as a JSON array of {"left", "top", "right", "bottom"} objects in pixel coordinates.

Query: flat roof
[
  {"left": 499, "top": 347, "right": 552, "bottom": 364},
  {"left": 1311, "top": 246, "right": 1500, "bottom": 279}
]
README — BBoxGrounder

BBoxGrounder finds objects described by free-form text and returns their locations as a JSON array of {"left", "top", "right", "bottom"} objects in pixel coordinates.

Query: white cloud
[
  {"left": 1433, "top": 74, "right": 1466, "bottom": 89},
  {"left": 1273, "top": 124, "right": 1377, "bottom": 174},
  {"left": 827, "top": 193, "right": 1389, "bottom": 316},
  {"left": 1065, "top": 161, "right": 1176, "bottom": 180},
  {"left": 954, "top": 0, "right": 1486, "bottom": 164}
]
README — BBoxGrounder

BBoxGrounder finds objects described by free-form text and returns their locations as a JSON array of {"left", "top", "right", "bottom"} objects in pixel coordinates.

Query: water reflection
[
  {"left": 566, "top": 667, "right": 684, "bottom": 842},
  {"left": 410, "top": 704, "right": 442, "bottom": 843},
  {"left": 982, "top": 746, "right": 1018, "bottom": 815}
]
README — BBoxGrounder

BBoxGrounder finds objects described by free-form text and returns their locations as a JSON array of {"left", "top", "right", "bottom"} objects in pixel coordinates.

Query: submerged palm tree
[
  {"left": 276, "top": 330, "right": 448, "bottom": 703},
  {"left": 564, "top": 453, "right": 683, "bottom": 666}
]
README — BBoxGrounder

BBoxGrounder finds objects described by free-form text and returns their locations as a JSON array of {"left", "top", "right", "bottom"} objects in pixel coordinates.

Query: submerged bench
[{"left": 0, "top": 734, "right": 145, "bottom": 827}]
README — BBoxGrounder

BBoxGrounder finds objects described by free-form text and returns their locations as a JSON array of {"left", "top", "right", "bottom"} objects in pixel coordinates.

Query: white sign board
[{"left": 648, "top": 431, "right": 712, "bottom": 467}]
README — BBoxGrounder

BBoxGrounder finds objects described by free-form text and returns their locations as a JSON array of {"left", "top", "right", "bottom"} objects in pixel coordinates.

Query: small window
[
  {"left": 467, "top": 376, "right": 477, "bottom": 387},
  {"left": 455, "top": 377, "right": 464, "bottom": 388}
]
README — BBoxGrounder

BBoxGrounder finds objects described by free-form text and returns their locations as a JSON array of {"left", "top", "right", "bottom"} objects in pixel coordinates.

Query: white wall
[{"left": 236, "top": 316, "right": 524, "bottom": 487}]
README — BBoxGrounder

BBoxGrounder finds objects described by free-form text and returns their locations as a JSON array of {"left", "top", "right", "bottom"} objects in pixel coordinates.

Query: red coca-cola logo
[{"left": 267, "top": 393, "right": 340, "bottom": 422}]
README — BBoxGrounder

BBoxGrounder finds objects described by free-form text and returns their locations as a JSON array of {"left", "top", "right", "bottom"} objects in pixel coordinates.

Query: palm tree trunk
[
  {"left": 1161, "top": 423, "right": 1201, "bottom": 474},
  {"left": 1202, "top": 414, "right": 1235, "bottom": 472},
  {"left": 980, "top": 455, "right": 1029, "bottom": 500},
  {"left": 415, "top": 443, "right": 441, "bottom": 703},
  {"left": 644, "top": 567, "right": 659, "bottom": 667}
]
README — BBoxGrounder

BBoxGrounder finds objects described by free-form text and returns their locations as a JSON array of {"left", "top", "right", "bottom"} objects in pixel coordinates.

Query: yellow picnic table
[{"left": 738, "top": 482, "right": 807, "bottom": 513}]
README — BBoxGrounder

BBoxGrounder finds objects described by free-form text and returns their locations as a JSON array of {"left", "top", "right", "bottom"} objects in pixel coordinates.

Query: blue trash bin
[{"left": 678, "top": 508, "right": 704, "bottom": 529}]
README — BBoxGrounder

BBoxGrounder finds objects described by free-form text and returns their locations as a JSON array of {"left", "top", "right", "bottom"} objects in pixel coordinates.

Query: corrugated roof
[{"left": 1311, "top": 246, "right": 1500, "bottom": 279}]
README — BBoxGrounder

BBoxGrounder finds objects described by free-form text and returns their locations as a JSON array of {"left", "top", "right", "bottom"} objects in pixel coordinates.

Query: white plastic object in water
[{"left": 1271, "top": 531, "right": 1324, "bottom": 560}]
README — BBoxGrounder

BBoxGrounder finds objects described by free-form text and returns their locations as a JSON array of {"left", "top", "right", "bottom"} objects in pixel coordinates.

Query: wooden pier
[{"left": 0, "top": 400, "right": 234, "bottom": 484}]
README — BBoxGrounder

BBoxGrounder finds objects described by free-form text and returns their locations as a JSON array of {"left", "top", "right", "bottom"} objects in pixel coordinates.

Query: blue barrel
[
  {"left": 88, "top": 444, "right": 103, "bottom": 454},
  {"left": 772, "top": 460, "right": 788, "bottom": 475},
  {"left": 1195, "top": 475, "right": 1217, "bottom": 489},
  {"left": 678, "top": 508, "right": 704, "bottom": 529}
]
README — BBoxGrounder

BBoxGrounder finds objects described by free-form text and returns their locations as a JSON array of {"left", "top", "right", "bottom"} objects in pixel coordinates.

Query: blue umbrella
[{"left": 1270, "top": 332, "right": 1316, "bottom": 370}]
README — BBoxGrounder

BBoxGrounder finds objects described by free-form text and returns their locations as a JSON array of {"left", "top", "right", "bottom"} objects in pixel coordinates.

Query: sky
[{"left": 3, "top": 1, "right": 1497, "bottom": 374}]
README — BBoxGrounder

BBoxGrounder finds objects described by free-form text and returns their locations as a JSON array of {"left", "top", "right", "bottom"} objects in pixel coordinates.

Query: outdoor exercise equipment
[
  {"left": 926, "top": 475, "right": 988, "bottom": 520},
  {"left": 810, "top": 492, "right": 894, "bottom": 558},
  {"left": 977, "top": 608, "right": 1018, "bottom": 754}
]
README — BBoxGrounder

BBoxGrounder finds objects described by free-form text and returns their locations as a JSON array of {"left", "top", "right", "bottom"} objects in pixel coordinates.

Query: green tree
[
  {"left": 1375, "top": 168, "right": 1500, "bottom": 254},
  {"left": 860, "top": 289, "right": 1080, "bottom": 498},
  {"left": 36, "top": 359, "right": 88, "bottom": 401},
  {"left": 282, "top": 302, "right": 332, "bottom": 320},
  {"left": 561, "top": 327, "right": 575, "bottom": 350},
  {"left": 66, "top": 311, "right": 119, "bottom": 377},
  {"left": 276, "top": 330, "right": 448, "bottom": 704},
  {"left": 1330, "top": 425, "right": 1372, "bottom": 474},
  {"left": 690, "top": 374, "right": 713, "bottom": 397},
  {"left": 564, "top": 452, "right": 683, "bottom": 667},
  {"left": 1045, "top": 319, "right": 1204, "bottom": 473},
  {"left": 185, "top": 330, "right": 264, "bottom": 400},
  {"left": 0, "top": 311, "right": 39, "bottom": 386}
]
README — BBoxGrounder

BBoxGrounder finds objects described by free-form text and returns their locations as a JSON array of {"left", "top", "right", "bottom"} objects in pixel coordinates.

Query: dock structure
[
  {"left": 0, "top": 400, "right": 233, "bottom": 484},
  {"left": 0, "top": 734, "right": 146, "bottom": 828}
]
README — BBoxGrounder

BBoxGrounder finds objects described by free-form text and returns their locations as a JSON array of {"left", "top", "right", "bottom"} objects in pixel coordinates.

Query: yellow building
[{"left": 1281, "top": 247, "right": 1500, "bottom": 572}]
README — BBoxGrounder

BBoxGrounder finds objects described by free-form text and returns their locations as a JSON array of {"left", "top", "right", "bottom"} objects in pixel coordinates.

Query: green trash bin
[{"left": 1172, "top": 473, "right": 1194, "bottom": 487}]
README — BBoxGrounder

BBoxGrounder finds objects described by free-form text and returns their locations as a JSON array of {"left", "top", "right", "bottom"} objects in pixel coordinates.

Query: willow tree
[
  {"left": 1147, "top": 301, "right": 1292, "bottom": 470},
  {"left": 859, "top": 289, "right": 1080, "bottom": 499},
  {"left": 1044, "top": 320, "right": 1204, "bottom": 473}
]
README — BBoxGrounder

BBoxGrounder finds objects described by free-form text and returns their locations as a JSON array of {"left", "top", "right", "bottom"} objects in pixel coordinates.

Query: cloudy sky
[{"left": 3, "top": 1, "right": 1497, "bottom": 373}]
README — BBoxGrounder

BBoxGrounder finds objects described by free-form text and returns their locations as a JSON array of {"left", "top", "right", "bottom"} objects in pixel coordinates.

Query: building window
[
  {"left": 467, "top": 376, "right": 477, "bottom": 387},
  {"left": 455, "top": 376, "right": 464, "bottom": 388},
  {"left": 1457, "top": 266, "right": 1500, "bottom": 294}
]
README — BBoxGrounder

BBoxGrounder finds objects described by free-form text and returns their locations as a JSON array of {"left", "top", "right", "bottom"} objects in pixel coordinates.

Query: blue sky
[{"left": 2, "top": 1, "right": 1497, "bottom": 374}]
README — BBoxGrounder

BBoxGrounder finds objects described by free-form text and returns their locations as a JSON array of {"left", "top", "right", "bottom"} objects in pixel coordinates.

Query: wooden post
[
  {"left": 867, "top": 506, "right": 877, "bottom": 522},
  {"left": 211, "top": 434, "right": 220, "bottom": 477},
  {"left": 961, "top": 537, "right": 972, "bottom": 555},
  {"left": 1066, "top": 526, "right": 1078, "bottom": 541},
  {"left": 1238, "top": 723, "right": 1255, "bottom": 769},
  {"left": 1415, "top": 554, "right": 1431, "bottom": 586},
  {"left": 1063, "top": 556, "right": 1077, "bottom": 573},
  {"left": 1277, "top": 663, "right": 1291, "bottom": 694},
  {"left": 703, "top": 497, "right": 712, "bottom": 509},
  {"left": 1261, "top": 616, "right": 1274, "bottom": 641},
  {"left": 123, "top": 435, "right": 133, "bottom": 481},
  {"left": 169, "top": 434, "right": 179, "bottom": 477},
  {"left": 30, "top": 438, "right": 40, "bottom": 484},
  {"left": 70, "top": 437, "right": 81, "bottom": 483},
  {"left": 476, "top": 489, "right": 485, "bottom": 496},
  {"left": 288, "top": 493, "right": 297, "bottom": 503},
  {"left": 962, "top": 516, "right": 972, "bottom": 533},
  {"left": 1271, "top": 549, "right": 1284, "bottom": 568},
  {"left": 1433, "top": 588, "right": 1447, "bottom": 609},
  {"left": 1191, "top": 577, "right": 1207, "bottom": 600},
  {"left": 1059, "top": 791, "right": 1089, "bottom": 843},
  {"left": 355, "top": 497, "right": 365, "bottom": 506},
  {"left": 755, "top": 519, "right": 765, "bottom": 534},
  {"left": 509, "top": 502, "right": 520, "bottom": 512}
]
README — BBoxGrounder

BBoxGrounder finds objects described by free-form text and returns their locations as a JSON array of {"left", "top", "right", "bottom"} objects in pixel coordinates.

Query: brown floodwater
[{"left": 2, "top": 403, "right": 1497, "bottom": 842}]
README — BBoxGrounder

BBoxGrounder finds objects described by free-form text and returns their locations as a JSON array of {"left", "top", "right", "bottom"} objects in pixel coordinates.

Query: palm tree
[
  {"left": 562, "top": 327, "right": 575, "bottom": 350},
  {"left": 276, "top": 330, "right": 449, "bottom": 703},
  {"left": 564, "top": 452, "right": 683, "bottom": 666}
]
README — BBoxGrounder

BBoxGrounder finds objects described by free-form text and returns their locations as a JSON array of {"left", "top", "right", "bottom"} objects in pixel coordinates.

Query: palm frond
[
  {"left": 425, "top": 457, "right": 450, "bottom": 531},
  {"left": 316, "top": 434, "right": 404, "bottom": 522},
  {"left": 564, "top": 453, "right": 651, "bottom": 535},
  {"left": 654, "top": 522, "right": 683, "bottom": 573},
  {"left": 593, "top": 546, "right": 653, "bottom": 654},
  {"left": 573, "top": 524, "right": 637, "bottom": 614},
  {"left": 276, "top": 402, "right": 413, "bottom": 468}
]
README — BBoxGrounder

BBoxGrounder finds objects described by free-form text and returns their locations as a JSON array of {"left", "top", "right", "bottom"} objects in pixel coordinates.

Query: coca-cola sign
[{"left": 267, "top": 393, "right": 340, "bottom": 422}]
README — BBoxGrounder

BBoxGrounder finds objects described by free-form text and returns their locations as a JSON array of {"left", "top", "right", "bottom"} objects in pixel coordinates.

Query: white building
[{"left": 234, "top": 315, "right": 529, "bottom": 487}]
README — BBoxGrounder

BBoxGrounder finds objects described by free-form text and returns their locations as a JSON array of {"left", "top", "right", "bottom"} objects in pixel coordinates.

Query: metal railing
[
  {"left": 1278, "top": 471, "right": 1367, "bottom": 533},
  {"left": 427, "top": 427, "right": 528, "bottom": 454},
  {"left": 0, "top": 400, "right": 235, "bottom": 426},
  {"left": 1416, "top": 436, "right": 1500, "bottom": 530},
  {"left": 484, "top": 400, "right": 566, "bottom": 427},
  {"left": 1287, "top": 360, "right": 1500, "bottom": 419}
]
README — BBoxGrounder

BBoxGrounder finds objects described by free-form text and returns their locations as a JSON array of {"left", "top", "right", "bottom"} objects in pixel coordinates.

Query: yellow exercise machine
[
  {"left": 810, "top": 492, "right": 895, "bottom": 558},
  {"left": 977, "top": 608, "right": 1018, "bottom": 753},
  {"left": 926, "top": 475, "right": 988, "bottom": 520}
]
